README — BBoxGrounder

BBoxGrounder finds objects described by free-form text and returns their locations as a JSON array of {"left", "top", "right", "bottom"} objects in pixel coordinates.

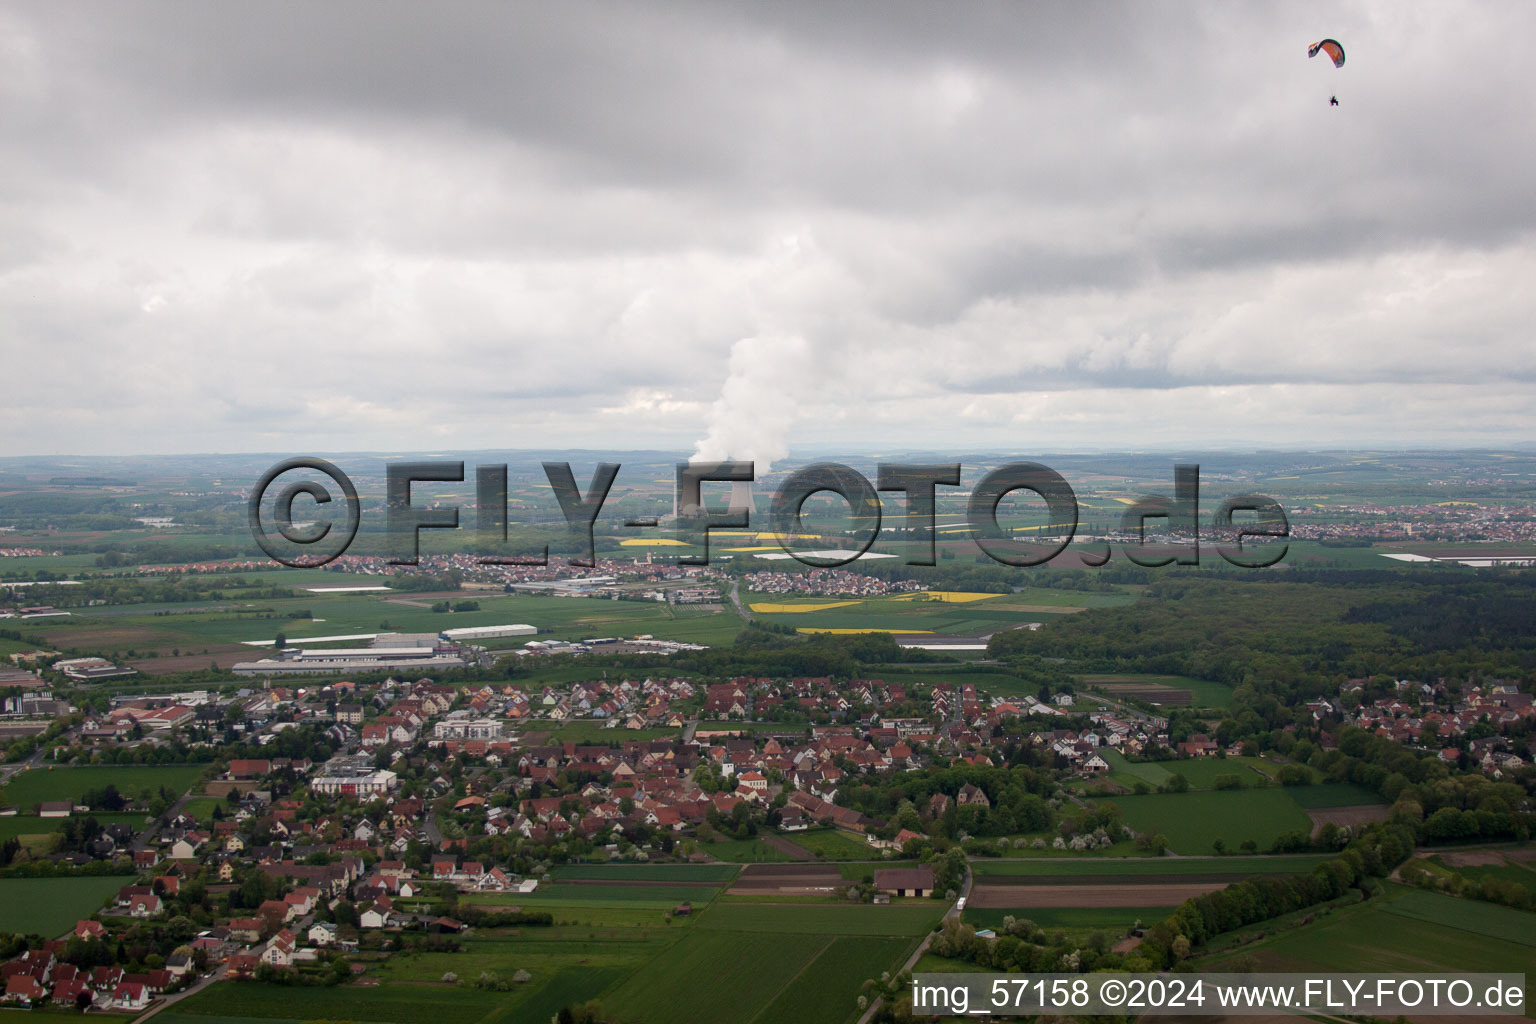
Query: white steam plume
[{"left": 690, "top": 334, "right": 812, "bottom": 473}]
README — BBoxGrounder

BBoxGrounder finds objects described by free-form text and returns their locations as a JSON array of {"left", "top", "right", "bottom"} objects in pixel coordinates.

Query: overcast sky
[{"left": 3, "top": 2, "right": 1533, "bottom": 460}]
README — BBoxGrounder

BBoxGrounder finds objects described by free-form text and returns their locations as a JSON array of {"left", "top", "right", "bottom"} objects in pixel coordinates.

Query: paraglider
[
  {"left": 1310, "top": 39, "right": 1345, "bottom": 106},
  {"left": 1308, "top": 39, "right": 1346, "bottom": 67}
]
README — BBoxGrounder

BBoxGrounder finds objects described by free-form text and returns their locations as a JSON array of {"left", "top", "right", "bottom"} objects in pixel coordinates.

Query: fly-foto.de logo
[{"left": 247, "top": 458, "right": 1287, "bottom": 570}]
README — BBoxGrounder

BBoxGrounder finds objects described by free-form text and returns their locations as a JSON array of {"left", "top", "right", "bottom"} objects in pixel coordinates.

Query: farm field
[
  {"left": 167, "top": 981, "right": 510, "bottom": 1024},
  {"left": 551, "top": 863, "right": 739, "bottom": 883},
  {"left": 384, "top": 870, "right": 936, "bottom": 1024},
  {"left": 1079, "top": 673, "right": 1234, "bottom": 709},
  {"left": 0, "top": 875, "right": 134, "bottom": 937},
  {"left": 1379, "top": 888, "right": 1536, "bottom": 946},
  {"left": 727, "top": 862, "right": 848, "bottom": 898},
  {"left": 602, "top": 929, "right": 915, "bottom": 1024},
  {"left": 1284, "top": 782, "right": 1385, "bottom": 807},
  {"left": 372, "top": 879, "right": 727, "bottom": 1019},
  {"left": 497, "top": 882, "right": 720, "bottom": 906},
  {"left": 968, "top": 881, "right": 1223, "bottom": 908},
  {"left": 971, "top": 855, "right": 1334, "bottom": 877},
  {"left": 745, "top": 593, "right": 1074, "bottom": 637},
  {"left": 1, "top": 764, "right": 206, "bottom": 806},
  {"left": 696, "top": 902, "right": 943, "bottom": 935},
  {"left": 24, "top": 590, "right": 745, "bottom": 671},
  {"left": 1089, "top": 788, "right": 1314, "bottom": 854},
  {"left": 1214, "top": 886, "right": 1536, "bottom": 1012}
]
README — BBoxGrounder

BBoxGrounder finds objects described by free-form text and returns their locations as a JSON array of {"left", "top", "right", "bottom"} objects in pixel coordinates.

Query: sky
[{"left": 3, "top": 2, "right": 1534, "bottom": 461}]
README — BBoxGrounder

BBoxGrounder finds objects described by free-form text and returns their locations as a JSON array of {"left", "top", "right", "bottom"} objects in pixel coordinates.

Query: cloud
[{"left": 1, "top": 2, "right": 1533, "bottom": 455}]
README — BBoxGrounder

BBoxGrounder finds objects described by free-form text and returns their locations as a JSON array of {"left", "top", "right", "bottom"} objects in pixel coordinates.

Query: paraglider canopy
[{"left": 1309, "top": 39, "right": 1345, "bottom": 68}]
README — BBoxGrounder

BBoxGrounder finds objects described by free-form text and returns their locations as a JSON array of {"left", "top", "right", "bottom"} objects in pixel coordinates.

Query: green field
[
  {"left": 964, "top": 904, "right": 1176, "bottom": 935},
  {"left": 1219, "top": 887, "right": 1536, "bottom": 1013},
  {"left": 0, "top": 875, "right": 134, "bottom": 937},
  {"left": 747, "top": 592, "right": 1077, "bottom": 637},
  {"left": 603, "top": 930, "right": 915, "bottom": 1024},
  {"left": 512, "top": 883, "right": 721, "bottom": 905},
  {"left": 1096, "top": 750, "right": 1293, "bottom": 792},
  {"left": 1425, "top": 852, "right": 1536, "bottom": 890},
  {"left": 783, "top": 828, "right": 881, "bottom": 860},
  {"left": 179, "top": 796, "right": 226, "bottom": 824},
  {"left": 1, "top": 764, "right": 206, "bottom": 807},
  {"left": 971, "top": 854, "right": 1335, "bottom": 877},
  {"left": 1091, "top": 788, "right": 1314, "bottom": 853},
  {"left": 696, "top": 902, "right": 943, "bottom": 936},
  {"left": 25, "top": 589, "right": 746, "bottom": 667},
  {"left": 0, "top": 809, "right": 150, "bottom": 839},
  {"left": 1379, "top": 888, "right": 1536, "bottom": 946},
  {"left": 551, "top": 863, "right": 739, "bottom": 883},
  {"left": 703, "top": 837, "right": 794, "bottom": 862},
  {"left": 1079, "top": 673, "right": 1235, "bottom": 709},
  {"left": 458, "top": 898, "right": 693, "bottom": 930},
  {"left": 1284, "top": 782, "right": 1386, "bottom": 807},
  {"left": 168, "top": 982, "right": 509, "bottom": 1024}
]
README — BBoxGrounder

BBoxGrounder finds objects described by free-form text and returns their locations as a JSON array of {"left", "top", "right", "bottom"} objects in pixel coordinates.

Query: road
[
  {"left": 127, "top": 960, "right": 228, "bottom": 1023},
  {"left": 132, "top": 790, "right": 194, "bottom": 854},
  {"left": 127, "top": 906, "right": 317, "bottom": 1023},
  {"left": 726, "top": 580, "right": 753, "bottom": 625},
  {"left": 0, "top": 739, "right": 52, "bottom": 783}
]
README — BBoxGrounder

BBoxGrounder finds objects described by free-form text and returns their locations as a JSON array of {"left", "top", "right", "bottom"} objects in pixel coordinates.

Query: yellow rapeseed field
[{"left": 748, "top": 600, "right": 862, "bottom": 613}]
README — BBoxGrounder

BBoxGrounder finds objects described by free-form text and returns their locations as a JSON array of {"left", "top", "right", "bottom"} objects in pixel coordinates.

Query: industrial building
[
  {"left": 232, "top": 633, "right": 471, "bottom": 676},
  {"left": 438, "top": 624, "right": 536, "bottom": 641}
]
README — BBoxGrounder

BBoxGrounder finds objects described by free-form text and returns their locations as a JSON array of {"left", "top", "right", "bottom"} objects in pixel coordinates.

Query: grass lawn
[
  {"left": 783, "top": 827, "right": 880, "bottom": 860},
  {"left": 0, "top": 875, "right": 135, "bottom": 937},
  {"left": 0, "top": 811, "right": 150, "bottom": 847},
  {"left": 1090, "top": 788, "right": 1313, "bottom": 854},
  {"left": 179, "top": 796, "right": 226, "bottom": 824},
  {"left": 703, "top": 837, "right": 794, "bottom": 862}
]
